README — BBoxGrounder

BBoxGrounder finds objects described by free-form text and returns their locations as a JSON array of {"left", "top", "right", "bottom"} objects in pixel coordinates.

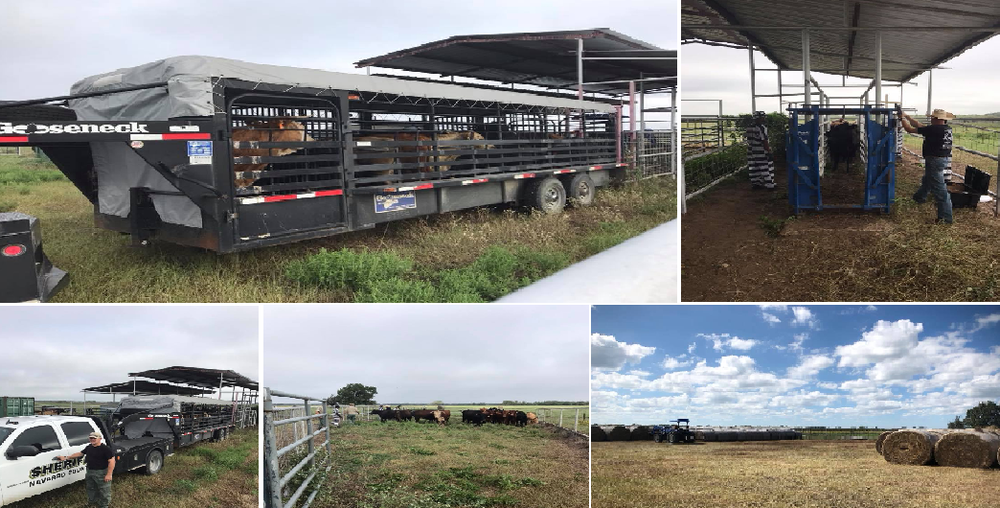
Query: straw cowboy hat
[{"left": 930, "top": 109, "right": 956, "bottom": 120}]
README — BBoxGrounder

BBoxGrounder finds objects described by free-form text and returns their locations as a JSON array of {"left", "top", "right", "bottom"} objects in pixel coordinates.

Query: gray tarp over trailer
[{"left": 68, "top": 55, "right": 616, "bottom": 230}]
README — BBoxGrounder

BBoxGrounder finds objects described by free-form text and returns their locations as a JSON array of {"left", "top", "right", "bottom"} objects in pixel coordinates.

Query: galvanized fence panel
[
  {"left": 264, "top": 388, "right": 332, "bottom": 508},
  {"left": 624, "top": 129, "right": 675, "bottom": 179},
  {"left": 682, "top": 116, "right": 748, "bottom": 199},
  {"left": 533, "top": 407, "right": 589, "bottom": 433}
]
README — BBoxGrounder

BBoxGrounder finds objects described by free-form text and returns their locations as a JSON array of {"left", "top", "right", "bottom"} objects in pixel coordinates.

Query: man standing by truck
[{"left": 57, "top": 432, "right": 115, "bottom": 508}]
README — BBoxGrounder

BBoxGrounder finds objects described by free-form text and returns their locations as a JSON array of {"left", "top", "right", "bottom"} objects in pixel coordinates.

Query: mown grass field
[
  {"left": 11, "top": 428, "right": 257, "bottom": 508},
  {"left": 592, "top": 440, "right": 999, "bottom": 508},
  {"left": 0, "top": 154, "right": 676, "bottom": 302},
  {"left": 299, "top": 420, "right": 588, "bottom": 508}
]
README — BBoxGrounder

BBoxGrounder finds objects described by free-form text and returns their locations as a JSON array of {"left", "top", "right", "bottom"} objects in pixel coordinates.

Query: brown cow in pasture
[
  {"left": 525, "top": 412, "right": 538, "bottom": 425},
  {"left": 231, "top": 118, "right": 314, "bottom": 188}
]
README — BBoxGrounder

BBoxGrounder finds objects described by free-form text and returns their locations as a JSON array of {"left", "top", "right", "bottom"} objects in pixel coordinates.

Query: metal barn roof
[
  {"left": 128, "top": 366, "right": 258, "bottom": 390},
  {"left": 355, "top": 28, "right": 676, "bottom": 95},
  {"left": 682, "top": 0, "right": 1000, "bottom": 82},
  {"left": 82, "top": 380, "right": 214, "bottom": 396}
]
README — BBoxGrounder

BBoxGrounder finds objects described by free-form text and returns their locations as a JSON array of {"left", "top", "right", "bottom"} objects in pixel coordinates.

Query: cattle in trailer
[
  {"left": 231, "top": 118, "right": 315, "bottom": 188},
  {"left": 825, "top": 119, "right": 860, "bottom": 172},
  {"left": 353, "top": 131, "right": 488, "bottom": 177}
]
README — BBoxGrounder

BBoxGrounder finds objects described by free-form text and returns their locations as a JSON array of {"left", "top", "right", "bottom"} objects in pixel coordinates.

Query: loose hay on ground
[
  {"left": 934, "top": 430, "right": 1000, "bottom": 468},
  {"left": 883, "top": 429, "right": 943, "bottom": 465}
]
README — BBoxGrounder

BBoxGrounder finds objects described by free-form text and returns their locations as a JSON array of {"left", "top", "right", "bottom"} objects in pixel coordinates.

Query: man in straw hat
[
  {"left": 899, "top": 109, "right": 955, "bottom": 223},
  {"left": 745, "top": 111, "right": 776, "bottom": 190}
]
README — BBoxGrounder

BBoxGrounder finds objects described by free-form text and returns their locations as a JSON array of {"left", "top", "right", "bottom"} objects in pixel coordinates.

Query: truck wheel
[
  {"left": 565, "top": 173, "right": 595, "bottom": 206},
  {"left": 526, "top": 177, "right": 566, "bottom": 214},
  {"left": 653, "top": 434, "right": 662, "bottom": 443},
  {"left": 144, "top": 449, "right": 164, "bottom": 476}
]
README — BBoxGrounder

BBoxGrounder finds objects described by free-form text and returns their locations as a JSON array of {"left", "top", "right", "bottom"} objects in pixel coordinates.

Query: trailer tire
[
  {"left": 564, "top": 173, "right": 595, "bottom": 206},
  {"left": 526, "top": 177, "right": 566, "bottom": 214},
  {"left": 144, "top": 449, "right": 164, "bottom": 476}
]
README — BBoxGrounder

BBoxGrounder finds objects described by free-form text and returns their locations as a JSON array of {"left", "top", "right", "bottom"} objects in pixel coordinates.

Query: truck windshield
[{"left": 0, "top": 427, "right": 12, "bottom": 447}]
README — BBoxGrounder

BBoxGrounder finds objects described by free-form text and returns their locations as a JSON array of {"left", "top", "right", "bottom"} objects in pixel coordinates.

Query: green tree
[
  {"left": 328, "top": 383, "right": 377, "bottom": 406},
  {"left": 947, "top": 416, "right": 965, "bottom": 429},
  {"left": 963, "top": 401, "right": 1000, "bottom": 428}
]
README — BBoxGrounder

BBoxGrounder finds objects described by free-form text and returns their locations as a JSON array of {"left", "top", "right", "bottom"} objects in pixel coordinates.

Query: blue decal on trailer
[
  {"left": 187, "top": 140, "right": 213, "bottom": 156},
  {"left": 374, "top": 192, "right": 416, "bottom": 213}
]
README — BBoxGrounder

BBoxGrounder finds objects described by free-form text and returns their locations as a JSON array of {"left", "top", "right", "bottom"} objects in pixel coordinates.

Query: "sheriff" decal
[{"left": 29, "top": 456, "right": 85, "bottom": 484}]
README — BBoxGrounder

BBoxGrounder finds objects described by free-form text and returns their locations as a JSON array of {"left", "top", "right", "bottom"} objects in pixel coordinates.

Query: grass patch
[
  {"left": 308, "top": 420, "right": 588, "bottom": 508},
  {"left": 0, "top": 155, "right": 66, "bottom": 186},
  {"left": 757, "top": 215, "right": 795, "bottom": 238}
]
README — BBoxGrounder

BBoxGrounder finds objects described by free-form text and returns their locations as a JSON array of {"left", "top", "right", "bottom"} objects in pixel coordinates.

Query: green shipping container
[{"left": 1, "top": 397, "right": 36, "bottom": 417}]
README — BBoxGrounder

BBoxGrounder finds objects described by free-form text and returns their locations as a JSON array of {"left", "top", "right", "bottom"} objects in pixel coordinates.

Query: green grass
[
  {"left": 12, "top": 428, "right": 258, "bottom": 508},
  {"left": 3, "top": 154, "right": 675, "bottom": 302},
  {"left": 0, "top": 154, "right": 67, "bottom": 186},
  {"left": 300, "top": 420, "right": 588, "bottom": 508}
]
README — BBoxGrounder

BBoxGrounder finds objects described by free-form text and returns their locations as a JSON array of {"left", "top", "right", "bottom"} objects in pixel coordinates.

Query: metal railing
[
  {"left": 263, "top": 388, "right": 332, "bottom": 508},
  {"left": 625, "top": 129, "right": 675, "bottom": 178},
  {"left": 534, "top": 407, "right": 588, "bottom": 433}
]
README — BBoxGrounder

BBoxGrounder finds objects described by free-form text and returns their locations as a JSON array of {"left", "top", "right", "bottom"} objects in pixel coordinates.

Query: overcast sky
[
  {"left": 263, "top": 305, "right": 589, "bottom": 404},
  {"left": 0, "top": 0, "right": 676, "bottom": 101},
  {"left": 593, "top": 305, "right": 1000, "bottom": 428},
  {"left": 683, "top": 37, "right": 1000, "bottom": 116},
  {"left": 0, "top": 306, "right": 259, "bottom": 402}
]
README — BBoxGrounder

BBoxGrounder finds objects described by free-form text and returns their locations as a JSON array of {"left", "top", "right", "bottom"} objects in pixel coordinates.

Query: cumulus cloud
[
  {"left": 759, "top": 304, "right": 789, "bottom": 312},
  {"left": 972, "top": 313, "right": 1000, "bottom": 333},
  {"left": 789, "top": 333, "right": 808, "bottom": 353},
  {"left": 727, "top": 337, "right": 758, "bottom": 350},
  {"left": 698, "top": 332, "right": 730, "bottom": 351},
  {"left": 866, "top": 305, "right": 878, "bottom": 312},
  {"left": 662, "top": 356, "right": 692, "bottom": 370},
  {"left": 787, "top": 355, "right": 835, "bottom": 379},
  {"left": 791, "top": 307, "right": 819, "bottom": 328},
  {"left": 762, "top": 313, "right": 782, "bottom": 325},
  {"left": 688, "top": 342, "right": 697, "bottom": 354},
  {"left": 835, "top": 320, "right": 923, "bottom": 368},
  {"left": 591, "top": 333, "right": 656, "bottom": 371},
  {"left": 697, "top": 333, "right": 757, "bottom": 351}
]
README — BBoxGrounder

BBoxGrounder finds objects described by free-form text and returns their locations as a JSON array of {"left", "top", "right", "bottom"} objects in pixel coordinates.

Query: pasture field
[
  {"left": 0, "top": 154, "right": 676, "bottom": 302},
  {"left": 11, "top": 428, "right": 258, "bottom": 508},
  {"left": 305, "top": 420, "right": 589, "bottom": 508},
  {"left": 592, "top": 440, "right": 999, "bottom": 508},
  {"left": 347, "top": 405, "right": 590, "bottom": 431},
  {"left": 682, "top": 151, "right": 1000, "bottom": 302}
]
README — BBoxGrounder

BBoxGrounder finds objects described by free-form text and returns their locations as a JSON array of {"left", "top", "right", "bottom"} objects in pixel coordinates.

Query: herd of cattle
[{"left": 371, "top": 407, "right": 539, "bottom": 427}]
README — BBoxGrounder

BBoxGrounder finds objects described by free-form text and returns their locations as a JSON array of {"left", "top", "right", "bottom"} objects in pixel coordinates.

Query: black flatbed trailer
[{"left": 0, "top": 56, "right": 626, "bottom": 253}]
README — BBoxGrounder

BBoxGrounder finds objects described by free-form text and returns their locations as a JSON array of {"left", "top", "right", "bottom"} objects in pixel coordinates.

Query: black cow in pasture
[
  {"left": 372, "top": 409, "right": 396, "bottom": 422},
  {"left": 515, "top": 411, "right": 528, "bottom": 427},
  {"left": 411, "top": 409, "right": 436, "bottom": 423},
  {"left": 397, "top": 409, "right": 413, "bottom": 421},
  {"left": 462, "top": 410, "right": 486, "bottom": 426},
  {"left": 825, "top": 120, "right": 860, "bottom": 172}
]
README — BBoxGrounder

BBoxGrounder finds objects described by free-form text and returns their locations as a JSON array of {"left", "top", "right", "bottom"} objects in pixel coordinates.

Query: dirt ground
[
  {"left": 682, "top": 153, "right": 1000, "bottom": 301},
  {"left": 592, "top": 440, "right": 998, "bottom": 508}
]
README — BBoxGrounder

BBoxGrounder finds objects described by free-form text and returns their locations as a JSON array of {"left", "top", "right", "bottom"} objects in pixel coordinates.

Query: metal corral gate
[
  {"left": 534, "top": 407, "right": 587, "bottom": 432},
  {"left": 787, "top": 105, "right": 897, "bottom": 214},
  {"left": 263, "top": 388, "right": 332, "bottom": 508}
]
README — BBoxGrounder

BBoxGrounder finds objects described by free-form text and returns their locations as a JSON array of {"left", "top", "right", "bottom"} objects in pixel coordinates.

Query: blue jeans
[{"left": 914, "top": 156, "right": 953, "bottom": 223}]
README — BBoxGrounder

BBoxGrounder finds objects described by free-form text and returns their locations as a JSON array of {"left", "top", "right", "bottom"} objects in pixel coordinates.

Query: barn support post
[
  {"left": 639, "top": 72, "right": 646, "bottom": 174},
  {"left": 615, "top": 104, "right": 623, "bottom": 163},
  {"left": 218, "top": 372, "right": 223, "bottom": 400},
  {"left": 718, "top": 97, "right": 724, "bottom": 148},
  {"left": 629, "top": 80, "right": 637, "bottom": 170},
  {"left": 672, "top": 88, "right": 678, "bottom": 173},
  {"left": 777, "top": 70, "right": 783, "bottom": 112},
  {"left": 875, "top": 31, "right": 883, "bottom": 107},
  {"left": 749, "top": 46, "right": 757, "bottom": 112},
  {"left": 926, "top": 70, "right": 933, "bottom": 117},
  {"left": 802, "top": 29, "right": 811, "bottom": 106},
  {"left": 577, "top": 38, "right": 584, "bottom": 100}
]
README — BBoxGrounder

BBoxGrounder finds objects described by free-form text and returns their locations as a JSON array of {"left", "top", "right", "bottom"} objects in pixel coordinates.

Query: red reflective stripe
[
  {"left": 0, "top": 136, "right": 28, "bottom": 143},
  {"left": 162, "top": 133, "right": 211, "bottom": 140},
  {"left": 412, "top": 184, "right": 433, "bottom": 190},
  {"left": 315, "top": 189, "right": 344, "bottom": 197},
  {"left": 258, "top": 189, "right": 343, "bottom": 203},
  {"left": 263, "top": 194, "right": 298, "bottom": 203}
]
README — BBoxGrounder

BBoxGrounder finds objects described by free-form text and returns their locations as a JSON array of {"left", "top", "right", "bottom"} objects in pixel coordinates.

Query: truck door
[{"left": 0, "top": 423, "right": 87, "bottom": 504}]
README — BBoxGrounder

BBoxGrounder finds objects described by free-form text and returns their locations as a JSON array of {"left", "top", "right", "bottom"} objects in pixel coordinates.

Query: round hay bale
[
  {"left": 875, "top": 431, "right": 893, "bottom": 455},
  {"left": 716, "top": 431, "right": 737, "bottom": 442},
  {"left": 702, "top": 431, "right": 718, "bottom": 442},
  {"left": 608, "top": 425, "right": 632, "bottom": 441},
  {"left": 591, "top": 426, "right": 608, "bottom": 442},
  {"left": 933, "top": 430, "right": 1000, "bottom": 468},
  {"left": 630, "top": 426, "right": 653, "bottom": 441},
  {"left": 760, "top": 431, "right": 774, "bottom": 441},
  {"left": 882, "top": 430, "right": 943, "bottom": 465},
  {"left": 736, "top": 431, "right": 750, "bottom": 441}
]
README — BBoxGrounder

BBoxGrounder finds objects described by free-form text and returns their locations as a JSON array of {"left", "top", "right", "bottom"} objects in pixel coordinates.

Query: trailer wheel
[
  {"left": 144, "top": 449, "right": 164, "bottom": 475},
  {"left": 564, "top": 173, "right": 595, "bottom": 206},
  {"left": 526, "top": 177, "right": 566, "bottom": 214}
]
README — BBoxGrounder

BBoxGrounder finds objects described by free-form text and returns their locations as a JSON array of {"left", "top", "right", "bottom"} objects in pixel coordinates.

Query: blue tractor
[{"left": 651, "top": 419, "right": 696, "bottom": 444}]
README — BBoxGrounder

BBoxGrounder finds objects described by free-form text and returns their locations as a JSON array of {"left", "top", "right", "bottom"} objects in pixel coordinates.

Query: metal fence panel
[{"left": 264, "top": 388, "right": 332, "bottom": 508}]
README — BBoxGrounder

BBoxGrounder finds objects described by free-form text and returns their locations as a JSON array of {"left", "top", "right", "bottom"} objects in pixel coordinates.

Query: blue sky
[{"left": 591, "top": 305, "right": 1000, "bottom": 428}]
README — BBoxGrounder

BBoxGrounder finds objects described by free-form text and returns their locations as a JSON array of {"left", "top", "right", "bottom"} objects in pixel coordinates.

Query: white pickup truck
[{"left": 0, "top": 415, "right": 103, "bottom": 506}]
